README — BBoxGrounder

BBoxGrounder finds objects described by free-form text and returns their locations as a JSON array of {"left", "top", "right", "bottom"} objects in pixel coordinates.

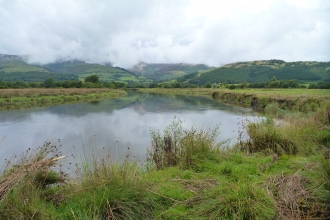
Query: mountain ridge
[
  {"left": 175, "top": 59, "right": 330, "bottom": 85},
  {"left": 1, "top": 54, "right": 329, "bottom": 85},
  {"left": 129, "top": 62, "right": 211, "bottom": 81}
]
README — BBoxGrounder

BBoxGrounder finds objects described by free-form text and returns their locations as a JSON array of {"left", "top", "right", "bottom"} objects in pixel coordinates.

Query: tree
[
  {"left": 268, "top": 76, "right": 280, "bottom": 88},
  {"left": 84, "top": 75, "right": 100, "bottom": 84},
  {"left": 42, "top": 78, "right": 55, "bottom": 88},
  {"left": 204, "top": 82, "right": 212, "bottom": 88},
  {"left": 0, "top": 80, "right": 7, "bottom": 89},
  {"left": 173, "top": 82, "right": 183, "bottom": 88}
]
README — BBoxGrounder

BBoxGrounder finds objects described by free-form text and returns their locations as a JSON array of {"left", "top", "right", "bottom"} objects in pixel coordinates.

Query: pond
[{"left": 0, "top": 92, "right": 260, "bottom": 166}]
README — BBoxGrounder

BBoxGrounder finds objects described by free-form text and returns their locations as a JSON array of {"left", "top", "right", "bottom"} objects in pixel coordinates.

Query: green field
[{"left": 137, "top": 87, "right": 330, "bottom": 98}]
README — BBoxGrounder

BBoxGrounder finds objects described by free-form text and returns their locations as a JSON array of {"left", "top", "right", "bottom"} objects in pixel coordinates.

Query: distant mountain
[
  {"left": 42, "top": 60, "right": 149, "bottom": 85},
  {"left": 0, "top": 54, "right": 77, "bottom": 82},
  {"left": 2, "top": 54, "right": 328, "bottom": 85},
  {"left": 129, "top": 62, "right": 211, "bottom": 81},
  {"left": 176, "top": 60, "right": 330, "bottom": 85},
  {"left": 0, "top": 54, "right": 149, "bottom": 84},
  {"left": 0, "top": 54, "right": 27, "bottom": 62}
]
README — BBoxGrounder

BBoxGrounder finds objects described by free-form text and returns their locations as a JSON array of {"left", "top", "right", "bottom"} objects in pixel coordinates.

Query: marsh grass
[
  {"left": 245, "top": 119, "right": 298, "bottom": 155},
  {"left": 148, "top": 117, "right": 221, "bottom": 170},
  {"left": 0, "top": 88, "right": 126, "bottom": 110},
  {"left": 0, "top": 142, "right": 156, "bottom": 219},
  {"left": 0, "top": 141, "right": 65, "bottom": 219},
  {"left": 240, "top": 103, "right": 327, "bottom": 156},
  {"left": 58, "top": 156, "right": 155, "bottom": 219}
]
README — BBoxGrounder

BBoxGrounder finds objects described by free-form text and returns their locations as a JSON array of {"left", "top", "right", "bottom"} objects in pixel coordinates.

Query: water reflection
[{"left": 0, "top": 92, "right": 259, "bottom": 166}]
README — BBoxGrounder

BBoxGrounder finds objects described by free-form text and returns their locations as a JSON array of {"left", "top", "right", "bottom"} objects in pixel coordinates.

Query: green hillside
[
  {"left": 0, "top": 60, "right": 47, "bottom": 73},
  {"left": 43, "top": 61, "right": 149, "bottom": 85},
  {"left": 0, "top": 55, "right": 78, "bottom": 82},
  {"left": 0, "top": 54, "right": 150, "bottom": 85},
  {"left": 181, "top": 60, "right": 330, "bottom": 85},
  {"left": 2, "top": 54, "right": 328, "bottom": 86},
  {"left": 129, "top": 62, "right": 211, "bottom": 81}
]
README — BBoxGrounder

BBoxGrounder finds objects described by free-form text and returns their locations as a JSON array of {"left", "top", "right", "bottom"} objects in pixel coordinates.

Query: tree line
[
  {"left": 224, "top": 77, "right": 330, "bottom": 89},
  {"left": 0, "top": 75, "right": 126, "bottom": 89},
  {"left": 0, "top": 75, "right": 329, "bottom": 90}
]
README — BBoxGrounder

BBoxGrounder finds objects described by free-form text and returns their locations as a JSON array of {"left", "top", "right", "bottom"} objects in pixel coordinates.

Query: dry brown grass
[
  {"left": 266, "top": 172, "right": 308, "bottom": 219},
  {"left": 0, "top": 142, "right": 65, "bottom": 202},
  {"left": 265, "top": 170, "right": 330, "bottom": 219}
]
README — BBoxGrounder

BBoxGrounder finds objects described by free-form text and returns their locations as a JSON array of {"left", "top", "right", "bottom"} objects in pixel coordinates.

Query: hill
[
  {"left": 2, "top": 55, "right": 329, "bottom": 86},
  {"left": 129, "top": 62, "right": 211, "bottom": 81},
  {"left": 179, "top": 60, "right": 330, "bottom": 85},
  {"left": 0, "top": 54, "right": 77, "bottom": 82},
  {"left": 0, "top": 54, "right": 149, "bottom": 84},
  {"left": 42, "top": 60, "right": 149, "bottom": 85}
]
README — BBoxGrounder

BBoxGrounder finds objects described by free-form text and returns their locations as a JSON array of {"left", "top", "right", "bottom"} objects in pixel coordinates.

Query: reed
[
  {"left": 57, "top": 148, "right": 155, "bottom": 219},
  {"left": 148, "top": 117, "right": 221, "bottom": 170},
  {"left": 0, "top": 142, "right": 66, "bottom": 219}
]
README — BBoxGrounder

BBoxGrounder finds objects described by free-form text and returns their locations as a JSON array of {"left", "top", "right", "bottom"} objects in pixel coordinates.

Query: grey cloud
[{"left": 0, "top": 0, "right": 329, "bottom": 67}]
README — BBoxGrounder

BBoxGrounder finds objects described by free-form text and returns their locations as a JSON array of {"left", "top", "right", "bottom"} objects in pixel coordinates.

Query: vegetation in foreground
[
  {"left": 0, "top": 94, "right": 330, "bottom": 219},
  {"left": 0, "top": 88, "right": 126, "bottom": 110}
]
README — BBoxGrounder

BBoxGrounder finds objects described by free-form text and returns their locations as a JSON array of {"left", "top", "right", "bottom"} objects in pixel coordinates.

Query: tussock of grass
[
  {"left": 58, "top": 162, "right": 155, "bottom": 219},
  {"left": 148, "top": 117, "right": 221, "bottom": 170},
  {"left": 241, "top": 105, "right": 327, "bottom": 156},
  {"left": 245, "top": 119, "right": 298, "bottom": 155},
  {"left": 0, "top": 142, "right": 65, "bottom": 219}
]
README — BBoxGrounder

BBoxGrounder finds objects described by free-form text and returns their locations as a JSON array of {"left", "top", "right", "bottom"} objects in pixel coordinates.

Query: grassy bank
[
  {"left": 138, "top": 88, "right": 330, "bottom": 113},
  {"left": 0, "top": 88, "right": 126, "bottom": 110},
  {"left": 136, "top": 87, "right": 330, "bottom": 98},
  {"left": 0, "top": 88, "right": 330, "bottom": 219}
]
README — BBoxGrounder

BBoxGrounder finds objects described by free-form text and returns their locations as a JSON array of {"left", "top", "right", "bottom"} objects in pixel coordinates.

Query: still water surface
[{"left": 0, "top": 92, "right": 259, "bottom": 164}]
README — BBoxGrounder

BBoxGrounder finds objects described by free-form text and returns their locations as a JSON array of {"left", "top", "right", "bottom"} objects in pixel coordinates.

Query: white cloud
[{"left": 0, "top": 0, "right": 329, "bottom": 67}]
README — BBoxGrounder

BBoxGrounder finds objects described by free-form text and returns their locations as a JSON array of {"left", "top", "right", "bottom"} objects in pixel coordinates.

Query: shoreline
[{"left": 0, "top": 88, "right": 126, "bottom": 110}]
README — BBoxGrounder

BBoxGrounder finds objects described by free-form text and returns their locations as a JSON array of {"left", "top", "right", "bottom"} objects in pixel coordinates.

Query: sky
[{"left": 0, "top": 0, "right": 329, "bottom": 67}]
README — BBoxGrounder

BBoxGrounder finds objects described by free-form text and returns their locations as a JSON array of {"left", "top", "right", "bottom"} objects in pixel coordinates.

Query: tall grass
[
  {"left": 240, "top": 101, "right": 328, "bottom": 156},
  {"left": 0, "top": 142, "right": 156, "bottom": 219},
  {"left": 57, "top": 146, "right": 156, "bottom": 219},
  {"left": 148, "top": 117, "right": 221, "bottom": 169},
  {"left": 0, "top": 142, "right": 65, "bottom": 219}
]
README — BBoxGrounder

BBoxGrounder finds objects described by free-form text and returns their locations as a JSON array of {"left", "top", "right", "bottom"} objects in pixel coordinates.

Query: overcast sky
[{"left": 0, "top": 0, "right": 329, "bottom": 67}]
